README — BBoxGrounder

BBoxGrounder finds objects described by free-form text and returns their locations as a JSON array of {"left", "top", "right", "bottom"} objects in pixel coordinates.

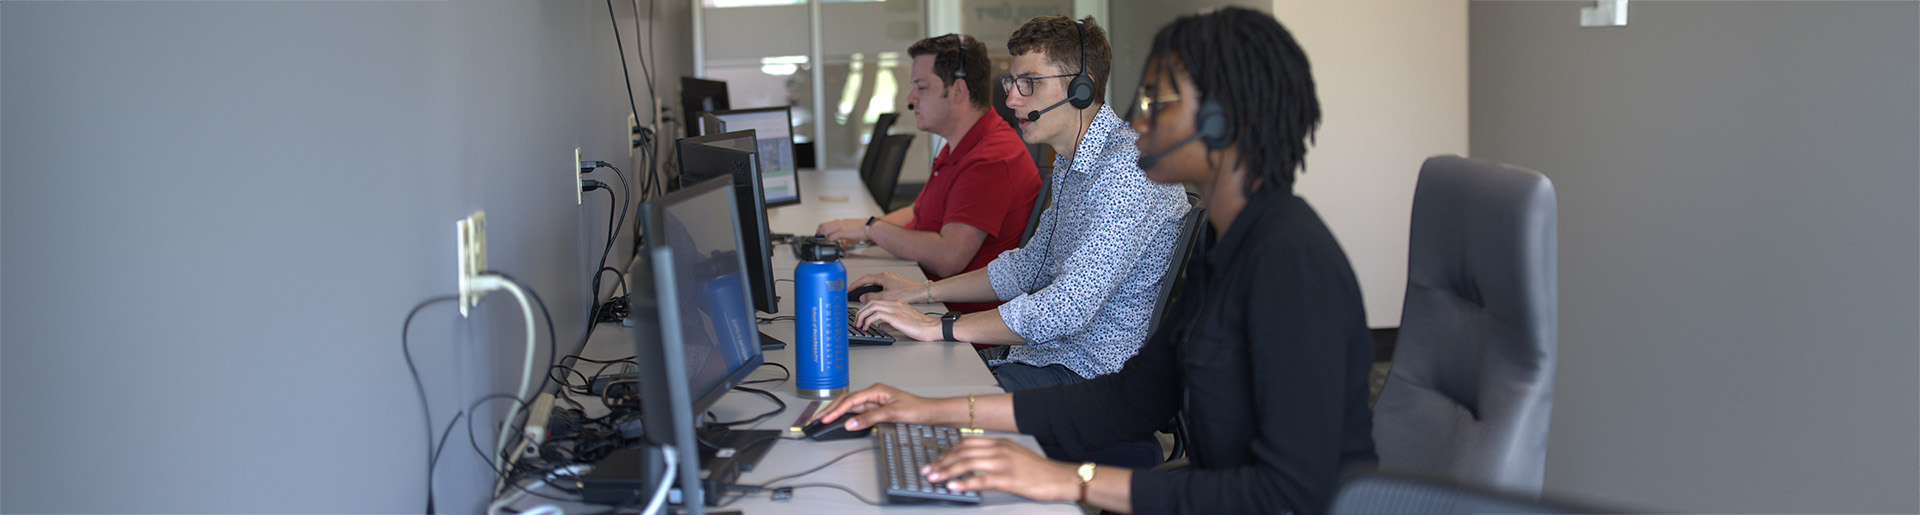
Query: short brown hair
[
  {"left": 908, "top": 34, "right": 992, "bottom": 110},
  {"left": 1007, "top": 15, "right": 1111, "bottom": 104}
]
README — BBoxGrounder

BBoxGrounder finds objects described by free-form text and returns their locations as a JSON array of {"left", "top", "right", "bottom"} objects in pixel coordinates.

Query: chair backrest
[
  {"left": 1373, "top": 155, "right": 1559, "bottom": 496},
  {"left": 858, "top": 113, "right": 899, "bottom": 183},
  {"left": 1146, "top": 191, "right": 1205, "bottom": 338},
  {"left": 865, "top": 134, "right": 914, "bottom": 211},
  {"left": 1017, "top": 167, "right": 1053, "bottom": 247},
  {"left": 1329, "top": 473, "right": 1609, "bottom": 515}
]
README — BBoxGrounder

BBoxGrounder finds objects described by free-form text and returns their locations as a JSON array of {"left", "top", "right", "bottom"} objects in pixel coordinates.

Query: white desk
[
  {"left": 767, "top": 168, "right": 890, "bottom": 238},
  {"left": 509, "top": 170, "right": 1073, "bottom": 514}
]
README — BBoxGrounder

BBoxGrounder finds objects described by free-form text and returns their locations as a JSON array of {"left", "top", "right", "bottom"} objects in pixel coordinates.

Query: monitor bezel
[
  {"left": 631, "top": 177, "right": 766, "bottom": 514},
  {"left": 706, "top": 106, "right": 802, "bottom": 208},
  {"left": 676, "top": 130, "right": 780, "bottom": 315}
]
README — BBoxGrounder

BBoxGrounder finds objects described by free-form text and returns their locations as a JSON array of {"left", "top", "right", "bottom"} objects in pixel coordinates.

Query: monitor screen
[
  {"left": 680, "top": 77, "right": 730, "bottom": 138},
  {"left": 629, "top": 177, "right": 766, "bottom": 513},
  {"left": 708, "top": 107, "right": 801, "bottom": 208},
  {"left": 677, "top": 130, "right": 779, "bottom": 314},
  {"left": 641, "top": 177, "right": 763, "bottom": 416}
]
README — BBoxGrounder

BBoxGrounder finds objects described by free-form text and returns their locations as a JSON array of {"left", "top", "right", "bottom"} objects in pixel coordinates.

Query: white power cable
[
  {"left": 468, "top": 274, "right": 539, "bottom": 493},
  {"left": 641, "top": 445, "right": 677, "bottom": 515}
]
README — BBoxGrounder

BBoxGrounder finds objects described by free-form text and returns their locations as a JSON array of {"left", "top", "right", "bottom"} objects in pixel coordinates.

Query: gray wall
[
  {"left": 1, "top": 1, "right": 692, "bottom": 512},
  {"left": 1470, "top": 1, "right": 1918, "bottom": 512}
]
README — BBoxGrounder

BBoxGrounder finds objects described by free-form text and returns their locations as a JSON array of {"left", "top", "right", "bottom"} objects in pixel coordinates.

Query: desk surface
[
  {"left": 768, "top": 169, "right": 891, "bottom": 238},
  {"left": 511, "top": 171, "right": 1072, "bottom": 513}
]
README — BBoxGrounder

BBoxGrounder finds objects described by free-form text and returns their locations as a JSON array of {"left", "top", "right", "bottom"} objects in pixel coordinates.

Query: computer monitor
[
  {"left": 706, "top": 106, "right": 801, "bottom": 208},
  {"left": 677, "top": 130, "right": 779, "bottom": 315},
  {"left": 680, "top": 77, "right": 730, "bottom": 137},
  {"left": 629, "top": 177, "right": 774, "bottom": 512}
]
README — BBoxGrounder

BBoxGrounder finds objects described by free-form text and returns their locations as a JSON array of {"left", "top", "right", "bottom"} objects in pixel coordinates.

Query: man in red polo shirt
[{"left": 818, "top": 33, "right": 1041, "bottom": 315}]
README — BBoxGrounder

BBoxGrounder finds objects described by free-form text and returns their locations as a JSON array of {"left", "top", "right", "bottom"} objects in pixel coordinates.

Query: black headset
[
  {"left": 1196, "top": 97, "right": 1232, "bottom": 149},
  {"left": 941, "top": 34, "right": 969, "bottom": 80},
  {"left": 1065, "top": 20, "right": 1096, "bottom": 110}
]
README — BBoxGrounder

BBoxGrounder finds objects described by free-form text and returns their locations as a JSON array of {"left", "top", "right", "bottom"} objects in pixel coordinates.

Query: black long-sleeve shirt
[{"left": 1012, "top": 186, "right": 1377, "bottom": 514}]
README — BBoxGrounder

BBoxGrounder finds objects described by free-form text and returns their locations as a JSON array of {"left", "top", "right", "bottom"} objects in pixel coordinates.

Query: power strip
[{"left": 521, "top": 392, "right": 557, "bottom": 459}]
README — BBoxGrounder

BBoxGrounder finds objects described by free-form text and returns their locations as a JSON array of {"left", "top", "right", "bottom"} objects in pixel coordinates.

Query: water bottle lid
[{"left": 792, "top": 236, "right": 845, "bottom": 262}]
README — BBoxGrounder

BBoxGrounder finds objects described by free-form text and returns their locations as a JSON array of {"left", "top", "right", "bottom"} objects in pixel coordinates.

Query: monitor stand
[
  {"left": 697, "top": 425, "right": 781, "bottom": 506},
  {"left": 758, "top": 332, "right": 787, "bottom": 351}
]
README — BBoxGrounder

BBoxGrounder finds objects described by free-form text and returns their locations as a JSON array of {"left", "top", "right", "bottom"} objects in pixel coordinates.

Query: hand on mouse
[
  {"left": 847, "top": 272, "right": 925, "bottom": 303},
  {"left": 810, "top": 384, "right": 965, "bottom": 432}
]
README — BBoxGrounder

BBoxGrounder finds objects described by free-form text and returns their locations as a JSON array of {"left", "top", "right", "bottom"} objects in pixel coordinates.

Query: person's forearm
[
  {"left": 868, "top": 223, "right": 977, "bottom": 277},
  {"left": 880, "top": 205, "right": 913, "bottom": 226},
  {"left": 1082, "top": 466, "right": 1133, "bottom": 513},
  {"left": 953, "top": 309, "right": 1025, "bottom": 346},
  {"left": 921, "top": 266, "right": 999, "bottom": 304},
  {"left": 934, "top": 392, "right": 1018, "bottom": 433}
]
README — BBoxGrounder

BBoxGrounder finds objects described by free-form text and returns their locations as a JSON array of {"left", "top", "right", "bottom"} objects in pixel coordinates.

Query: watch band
[
  {"left": 865, "top": 216, "right": 878, "bottom": 226},
  {"left": 941, "top": 312, "right": 961, "bottom": 341}
]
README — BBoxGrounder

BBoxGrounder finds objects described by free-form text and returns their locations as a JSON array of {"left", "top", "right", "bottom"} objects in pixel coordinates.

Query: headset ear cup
[
  {"left": 1190, "top": 99, "right": 1236, "bottom": 148},
  {"left": 1197, "top": 99, "right": 1232, "bottom": 149},
  {"left": 1068, "top": 75, "right": 1096, "bottom": 109}
]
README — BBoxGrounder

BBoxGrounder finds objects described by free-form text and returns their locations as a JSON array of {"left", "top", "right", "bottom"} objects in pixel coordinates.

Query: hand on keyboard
[
  {"left": 919, "top": 436, "right": 1084, "bottom": 503},
  {"left": 850, "top": 300, "right": 941, "bottom": 342}
]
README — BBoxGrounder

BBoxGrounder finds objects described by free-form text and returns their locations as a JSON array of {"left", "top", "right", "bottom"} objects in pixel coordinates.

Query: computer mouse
[
  {"left": 802, "top": 414, "right": 874, "bottom": 441},
  {"left": 847, "top": 284, "right": 885, "bottom": 303}
]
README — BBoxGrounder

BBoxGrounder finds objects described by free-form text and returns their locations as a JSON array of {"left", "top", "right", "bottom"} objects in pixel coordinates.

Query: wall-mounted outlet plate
[
  {"left": 629, "top": 113, "right": 641, "bottom": 157},
  {"left": 456, "top": 211, "right": 488, "bottom": 316},
  {"left": 574, "top": 147, "right": 585, "bottom": 205}
]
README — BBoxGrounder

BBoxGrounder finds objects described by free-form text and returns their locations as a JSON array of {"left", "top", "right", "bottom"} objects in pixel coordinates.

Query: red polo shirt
[{"left": 909, "top": 112, "right": 1041, "bottom": 315}]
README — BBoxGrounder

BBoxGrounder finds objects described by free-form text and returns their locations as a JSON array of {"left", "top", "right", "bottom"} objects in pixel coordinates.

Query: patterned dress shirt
[{"left": 986, "top": 105, "right": 1191, "bottom": 379}]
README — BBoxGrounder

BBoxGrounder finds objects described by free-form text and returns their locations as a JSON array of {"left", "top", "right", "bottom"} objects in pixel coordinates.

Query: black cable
[
  {"left": 584, "top": 162, "right": 632, "bottom": 341},
  {"left": 708, "top": 386, "right": 786, "bottom": 427},
  {"left": 466, "top": 393, "right": 531, "bottom": 481},
  {"left": 632, "top": 0, "right": 658, "bottom": 102},
  {"left": 402, "top": 295, "right": 459, "bottom": 514},
  {"left": 597, "top": 267, "right": 629, "bottom": 298},
  {"left": 427, "top": 410, "right": 464, "bottom": 514},
  {"left": 734, "top": 447, "right": 875, "bottom": 491},
  {"left": 606, "top": 0, "right": 640, "bottom": 129},
  {"left": 738, "top": 362, "right": 792, "bottom": 386},
  {"left": 782, "top": 483, "right": 886, "bottom": 506}
]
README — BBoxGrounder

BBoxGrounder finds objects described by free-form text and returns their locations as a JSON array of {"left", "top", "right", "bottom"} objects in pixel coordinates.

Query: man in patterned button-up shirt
[{"left": 852, "top": 15, "right": 1189, "bottom": 395}]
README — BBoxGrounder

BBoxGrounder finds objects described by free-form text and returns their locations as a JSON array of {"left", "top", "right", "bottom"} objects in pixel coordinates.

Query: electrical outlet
[
  {"left": 629, "top": 113, "right": 641, "bottom": 157},
  {"left": 456, "top": 211, "right": 488, "bottom": 316},
  {"left": 574, "top": 147, "right": 585, "bottom": 205}
]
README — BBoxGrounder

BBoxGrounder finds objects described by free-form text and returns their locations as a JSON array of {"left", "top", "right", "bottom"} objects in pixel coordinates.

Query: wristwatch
[
  {"left": 1076, "top": 462, "right": 1097, "bottom": 503},
  {"left": 865, "top": 216, "right": 878, "bottom": 226},
  {"left": 941, "top": 312, "right": 961, "bottom": 341}
]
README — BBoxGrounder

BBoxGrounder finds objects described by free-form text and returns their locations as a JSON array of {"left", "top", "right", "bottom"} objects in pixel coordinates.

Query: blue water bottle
[{"left": 793, "top": 237, "right": 849, "bottom": 399}]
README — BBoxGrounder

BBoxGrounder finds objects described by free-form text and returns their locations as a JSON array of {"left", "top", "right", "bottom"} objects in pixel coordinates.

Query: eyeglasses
[
  {"left": 998, "top": 73, "right": 1077, "bottom": 97},
  {"left": 1127, "top": 87, "right": 1184, "bottom": 123}
]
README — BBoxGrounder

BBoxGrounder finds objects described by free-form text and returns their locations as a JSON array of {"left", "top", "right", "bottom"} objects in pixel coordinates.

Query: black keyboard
[
  {"left": 873, "top": 423, "right": 981, "bottom": 504},
  {"left": 848, "top": 314, "right": 895, "bottom": 345}
]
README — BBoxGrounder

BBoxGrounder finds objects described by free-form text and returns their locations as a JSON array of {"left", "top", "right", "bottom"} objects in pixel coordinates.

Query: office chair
[
  {"left": 858, "top": 113, "right": 899, "bottom": 183},
  {"left": 865, "top": 134, "right": 914, "bottom": 211},
  {"left": 1330, "top": 472, "right": 1611, "bottom": 515},
  {"left": 1017, "top": 168, "right": 1053, "bottom": 247},
  {"left": 1373, "top": 155, "right": 1559, "bottom": 496},
  {"left": 1150, "top": 191, "right": 1206, "bottom": 462}
]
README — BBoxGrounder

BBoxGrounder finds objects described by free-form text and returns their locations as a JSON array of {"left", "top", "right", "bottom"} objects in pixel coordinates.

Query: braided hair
[{"left": 1146, "top": 7, "right": 1320, "bottom": 193}]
